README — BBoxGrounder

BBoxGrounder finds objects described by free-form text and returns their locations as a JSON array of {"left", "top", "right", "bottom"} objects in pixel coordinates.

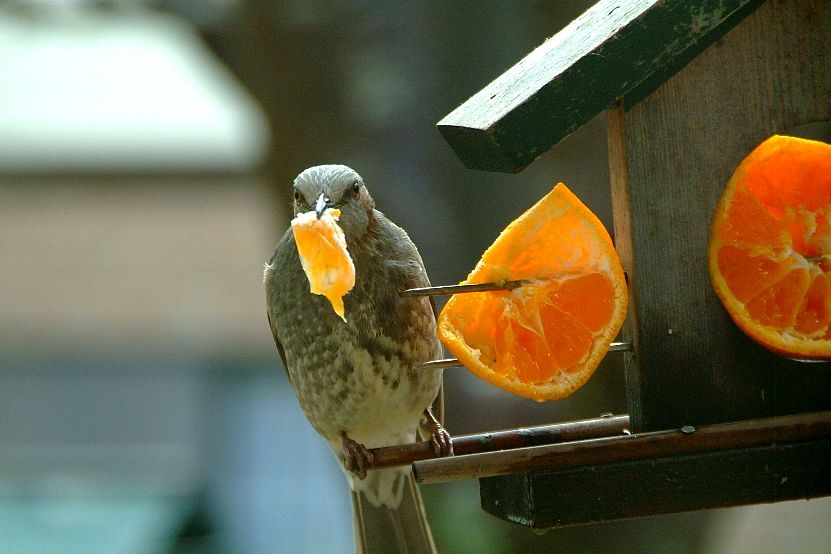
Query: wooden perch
[
  {"left": 366, "top": 414, "right": 629, "bottom": 470},
  {"left": 412, "top": 410, "right": 831, "bottom": 484}
]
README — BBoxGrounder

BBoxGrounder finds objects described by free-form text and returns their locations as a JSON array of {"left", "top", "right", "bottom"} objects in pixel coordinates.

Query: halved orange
[
  {"left": 291, "top": 208, "right": 355, "bottom": 320},
  {"left": 438, "top": 183, "right": 628, "bottom": 401},
  {"left": 708, "top": 134, "right": 831, "bottom": 358}
]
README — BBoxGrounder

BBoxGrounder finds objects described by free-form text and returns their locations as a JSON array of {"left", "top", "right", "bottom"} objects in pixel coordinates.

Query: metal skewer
[
  {"left": 401, "top": 279, "right": 533, "bottom": 297},
  {"left": 404, "top": 280, "right": 632, "bottom": 370},
  {"left": 418, "top": 341, "right": 632, "bottom": 370}
]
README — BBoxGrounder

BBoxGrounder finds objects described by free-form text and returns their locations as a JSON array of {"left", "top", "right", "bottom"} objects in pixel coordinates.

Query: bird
[{"left": 264, "top": 164, "right": 452, "bottom": 553}]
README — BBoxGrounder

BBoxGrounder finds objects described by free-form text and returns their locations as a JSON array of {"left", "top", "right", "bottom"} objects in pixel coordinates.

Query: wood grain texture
[
  {"left": 436, "top": 0, "right": 764, "bottom": 173},
  {"left": 617, "top": 0, "right": 831, "bottom": 432}
]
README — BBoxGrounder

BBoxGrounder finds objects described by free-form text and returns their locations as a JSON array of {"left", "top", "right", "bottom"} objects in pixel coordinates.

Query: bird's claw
[
  {"left": 342, "top": 434, "right": 373, "bottom": 479},
  {"left": 423, "top": 409, "right": 453, "bottom": 457},
  {"left": 430, "top": 424, "right": 453, "bottom": 457}
]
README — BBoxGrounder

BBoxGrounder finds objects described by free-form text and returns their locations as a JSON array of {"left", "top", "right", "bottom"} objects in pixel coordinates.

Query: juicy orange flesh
[
  {"left": 710, "top": 135, "right": 831, "bottom": 352},
  {"left": 795, "top": 274, "right": 831, "bottom": 335},
  {"left": 438, "top": 183, "right": 627, "bottom": 401},
  {"left": 465, "top": 273, "right": 615, "bottom": 383},
  {"left": 743, "top": 268, "right": 809, "bottom": 330},
  {"left": 291, "top": 208, "right": 355, "bottom": 321}
]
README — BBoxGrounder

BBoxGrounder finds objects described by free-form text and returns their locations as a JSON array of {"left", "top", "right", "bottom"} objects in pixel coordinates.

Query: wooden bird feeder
[{"left": 396, "top": 0, "right": 831, "bottom": 528}]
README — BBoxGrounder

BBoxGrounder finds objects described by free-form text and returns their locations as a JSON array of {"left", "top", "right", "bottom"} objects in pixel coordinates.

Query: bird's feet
[
  {"left": 423, "top": 408, "right": 453, "bottom": 457},
  {"left": 341, "top": 433, "right": 374, "bottom": 480}
]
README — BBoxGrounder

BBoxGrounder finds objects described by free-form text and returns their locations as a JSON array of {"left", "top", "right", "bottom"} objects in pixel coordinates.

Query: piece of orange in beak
[{"left": 291, "top": 208, "right": 356, "bottom": 321}]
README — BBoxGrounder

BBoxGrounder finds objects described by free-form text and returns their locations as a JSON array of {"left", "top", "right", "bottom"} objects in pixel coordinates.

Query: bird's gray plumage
[{"left": 264, "top": 165, "right": 446, "bottom": 552}]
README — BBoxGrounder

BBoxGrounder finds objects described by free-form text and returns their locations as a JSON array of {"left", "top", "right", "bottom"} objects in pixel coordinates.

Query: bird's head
[{"left": 292, "top": 164, "right": 375, "bottom": 240}]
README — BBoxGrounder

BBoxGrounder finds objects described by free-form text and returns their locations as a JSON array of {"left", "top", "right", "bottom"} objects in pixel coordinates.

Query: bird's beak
[{"left": 314, "top": 193, "right": 332, "bottom": 219}]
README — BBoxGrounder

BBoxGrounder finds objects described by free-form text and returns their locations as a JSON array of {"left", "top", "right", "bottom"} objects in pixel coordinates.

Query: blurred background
[{"left": 1, "top": 0, "right": 829, "bottom": 552}]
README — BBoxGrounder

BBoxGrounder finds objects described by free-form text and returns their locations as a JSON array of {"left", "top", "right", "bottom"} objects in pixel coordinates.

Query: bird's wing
[
  {"left": 265, "top": 233, "right": 295, "bottom": 385},
  {"left": 431, "top": 381, "right": 445, "bottom": 428},
  {"left": 267, "top": 302, "right": 291, "bottom": 385},
  {"left": 427, "top": 296, "right": 445, "bottom": 426}
]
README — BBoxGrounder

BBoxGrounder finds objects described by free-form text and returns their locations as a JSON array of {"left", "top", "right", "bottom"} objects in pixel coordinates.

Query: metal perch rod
[
  {"left": 366, "top": 414, "right": 630, "bottom": 470},
  {"left": 418, "top": 341, "right": 632, "bottom": 370},
  {"left": 402, "top": 280, "right": 633, "bottom": 369}
]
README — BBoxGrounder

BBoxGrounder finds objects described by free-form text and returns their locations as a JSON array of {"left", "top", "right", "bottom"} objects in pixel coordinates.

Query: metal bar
[
  {"left": 418, "top": 358, "right": 463, "bottom": 370},
  {"left": 417, "top": 341, "right": 632, "bottom": 370},
  {"left": 401, "top": 280, "right": 531, "bottom": 297},
  {"left": 608, "top": 341, "right": 631, "bottom": 352},
  {"left": 412, "top": 410, "right": 831, "bottom": 484},
  {"left": 366, "top": 414, "right": 630, "bottom": 471}
]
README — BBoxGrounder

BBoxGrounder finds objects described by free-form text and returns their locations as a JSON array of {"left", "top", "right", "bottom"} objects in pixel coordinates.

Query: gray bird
[{"left": 264, "top": 165, "right": 452, "bottom": 553}]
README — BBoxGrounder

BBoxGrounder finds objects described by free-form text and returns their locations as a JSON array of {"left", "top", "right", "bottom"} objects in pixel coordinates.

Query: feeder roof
[{"left": 438, "top": 0, "right": 765, "bottom": 173}]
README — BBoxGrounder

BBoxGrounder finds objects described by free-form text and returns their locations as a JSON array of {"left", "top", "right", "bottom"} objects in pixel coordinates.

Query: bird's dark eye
[
  {"left": 293, "top": 189, "right": 303, "bottom": 203},
  {"left": 351, "top": 181, "right": 361, "bottom": 198}
]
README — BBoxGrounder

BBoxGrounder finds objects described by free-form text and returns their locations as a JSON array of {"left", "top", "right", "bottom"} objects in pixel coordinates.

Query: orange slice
[
  {"left": 291, "top": 208, "right": 355, "bottom": 320},
  {"left": 438, "top": 183, "right": 628, "bottom": 401},
  {"left": 708, "top": 134, "right": 831, "bottom": 358}
]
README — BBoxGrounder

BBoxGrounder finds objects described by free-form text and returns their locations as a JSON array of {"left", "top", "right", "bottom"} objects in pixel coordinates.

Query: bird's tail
[{"left": 351, "top": 471, "right": 437, "bottom": 553}]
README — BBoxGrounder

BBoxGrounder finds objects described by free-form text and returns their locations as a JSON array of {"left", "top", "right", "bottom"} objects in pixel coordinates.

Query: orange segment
[
  {"left": 438, "top": 183, "right": 628, "bottom": 401},
  {"left": 794, "top": 274, "right": 831, "bottom": 337},
  {"left": 716, "top": 245, "right": 794, "bottom": 303},
  {"left": 708, "top": 135, "right": 831, "bottom": 358},
  {"left": 291, "top": 208, "right": 355, "bottom": 320}
]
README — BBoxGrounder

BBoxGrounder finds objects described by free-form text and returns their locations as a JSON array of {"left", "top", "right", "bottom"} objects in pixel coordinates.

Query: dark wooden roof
[{"left": 437, "top": 0, "right": 765, "bottom": 173}]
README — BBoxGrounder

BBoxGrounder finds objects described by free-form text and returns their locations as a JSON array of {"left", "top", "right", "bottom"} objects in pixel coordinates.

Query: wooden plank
[
  {"left": 437, "top": 0, "right": 764, "bottom": 173},
  {"left": 414, "top": 410, "right": 831, "bottom": 484},
  {"left": 607, "top": 104, "right": 644, "bottom": 427},
  {"left": 480, "top": 439, "right": 831, "bottom": 528},
  {"left": 613, "top": 0, "right": 831, "bottom": 433}
]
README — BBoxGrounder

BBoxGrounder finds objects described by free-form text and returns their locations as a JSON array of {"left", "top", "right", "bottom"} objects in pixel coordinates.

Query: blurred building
[{"left": 0, "top": 4, "right": 342, "bottom": 552}]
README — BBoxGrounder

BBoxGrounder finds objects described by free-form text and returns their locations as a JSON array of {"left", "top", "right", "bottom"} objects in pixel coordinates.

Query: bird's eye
[
  {"left": 351, "top": 181, "right": 361, "bottom": 198},
  {"left": 293, "top": 189, "right": 303, "bottom": 203}
]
